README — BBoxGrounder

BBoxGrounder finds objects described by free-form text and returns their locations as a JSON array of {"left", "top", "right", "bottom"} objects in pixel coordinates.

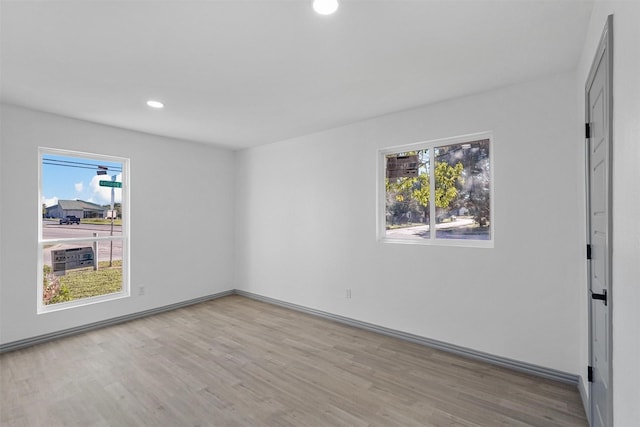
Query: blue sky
[{"left": 42, "top": 154, "right": 123, "bottom": 207}]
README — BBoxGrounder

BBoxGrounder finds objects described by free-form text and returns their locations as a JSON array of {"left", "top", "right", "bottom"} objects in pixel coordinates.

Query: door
[{"left": 586, "top": 14, "right": 613, "bottom": 427}]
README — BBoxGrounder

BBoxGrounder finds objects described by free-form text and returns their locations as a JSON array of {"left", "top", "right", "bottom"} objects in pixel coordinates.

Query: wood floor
[{"left": 1, "top": 295, "right": 587, "bottom": 426}]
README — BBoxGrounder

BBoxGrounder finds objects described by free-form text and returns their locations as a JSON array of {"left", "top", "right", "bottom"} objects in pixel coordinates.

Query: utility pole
[
  {"left": 109, "top": 174, "right": 115, "bottom": 267},
  {"left": 97, "top": 166, "right": 116, "bottom": 267}
]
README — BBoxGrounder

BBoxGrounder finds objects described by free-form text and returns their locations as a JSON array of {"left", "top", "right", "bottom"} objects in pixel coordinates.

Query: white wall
[
  {"left": 577, "top": 2, "right": 640, "bottom": 425},
  {"left": 235, "top": 72, "right": 584, "bottom": 374},
  {"left": 4, "top": 13, "right": 635, "bottom": 415},
  {"left": 0, "top": 104, "right": 235, "bottom": 344}
]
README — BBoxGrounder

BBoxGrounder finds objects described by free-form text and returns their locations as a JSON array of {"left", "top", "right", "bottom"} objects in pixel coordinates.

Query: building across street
[{"left": 45, "top": 200, "right": 106, "bottom": 219}]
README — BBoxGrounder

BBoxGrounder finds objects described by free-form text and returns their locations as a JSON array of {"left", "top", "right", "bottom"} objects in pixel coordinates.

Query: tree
[
  {"left": 433, "top": 140, "right": 491, "bottom": 227},
  {"left": 434, "top": 161, "right": 464, "bottom": 209},
  {"left": 453, "top": 141, "right": 490, "bottom": 226},
  {"left": 386, "top": 150, "right": 464, "bottom": 225}
]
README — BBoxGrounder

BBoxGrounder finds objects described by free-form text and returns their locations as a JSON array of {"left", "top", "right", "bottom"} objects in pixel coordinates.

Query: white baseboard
[
  {"left": 0, "top": 288, "right": 583, "bottom": 390},
  {"left": 236, "top": 290, "right": 580, "bottom": 386},
  {"left": 578, "top": 374, "right": 591, "bottom": 424},
  {"left": 0, "top": 290, "right": 234, "bottom": 353}
]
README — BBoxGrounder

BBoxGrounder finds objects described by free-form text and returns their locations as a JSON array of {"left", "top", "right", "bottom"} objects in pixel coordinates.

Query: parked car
[{"left": 59, "top": 215, "right": 81, "bottom": 225}]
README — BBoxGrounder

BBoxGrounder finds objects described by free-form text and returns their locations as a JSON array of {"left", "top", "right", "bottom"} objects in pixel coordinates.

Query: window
[
  {"left": 379, "top": 133, "right": 493, "bottom": 247},
  {"left": 38, "top": 148, "right": 129, "bottom": 312}
]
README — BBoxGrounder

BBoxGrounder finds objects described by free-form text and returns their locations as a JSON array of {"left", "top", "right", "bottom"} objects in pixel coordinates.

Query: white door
[{"left": 585, "top": 15, "right": 613, "bottom": 427}]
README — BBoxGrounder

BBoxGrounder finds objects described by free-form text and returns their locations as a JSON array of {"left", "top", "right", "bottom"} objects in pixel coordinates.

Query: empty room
[{"left": 1, "top": 1, "right": 638, "bottom": 426}]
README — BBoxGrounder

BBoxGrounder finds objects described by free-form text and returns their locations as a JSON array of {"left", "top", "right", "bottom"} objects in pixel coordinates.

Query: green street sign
[{"left": 99, "top": 180, "right": 122, "bottom": 188}]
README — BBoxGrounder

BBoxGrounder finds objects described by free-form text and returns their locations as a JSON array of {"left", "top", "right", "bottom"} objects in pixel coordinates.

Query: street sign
[{"left": 99, "top": 180, "right": 122, "bottom": 188}]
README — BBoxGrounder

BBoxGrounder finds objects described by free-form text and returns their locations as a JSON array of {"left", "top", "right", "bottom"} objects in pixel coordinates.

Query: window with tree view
[
  {"left": 381, "top": 134, "right": 492, "bottom": 246},
  {"left": 38, "top": 148, "right": 129, "bottom": 312}
]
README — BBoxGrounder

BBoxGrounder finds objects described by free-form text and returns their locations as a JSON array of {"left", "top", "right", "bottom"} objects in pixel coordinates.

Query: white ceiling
[{"left": 1, "top": 0, "right": 593, "bottom": 150}]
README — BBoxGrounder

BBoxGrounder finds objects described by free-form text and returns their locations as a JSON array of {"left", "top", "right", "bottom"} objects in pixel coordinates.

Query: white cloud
[
  {"left": 42, "top": 196, "right": 59, "bottom": 207},
  {"left": 75, "top": 181, "right": 83, "bottom": 192},
  {"left": 89, "top": 174, "right": 122, "bottom": 205}
]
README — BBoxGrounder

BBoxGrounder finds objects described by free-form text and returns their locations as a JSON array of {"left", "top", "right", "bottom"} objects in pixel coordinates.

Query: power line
[{"left": 42, "top": 158, "right": 122, "bottom": 172}]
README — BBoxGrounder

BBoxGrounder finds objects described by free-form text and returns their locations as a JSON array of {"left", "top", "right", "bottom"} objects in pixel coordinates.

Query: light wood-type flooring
[{"left": 1, "top": 295, "right": 587, "bottom": 426}]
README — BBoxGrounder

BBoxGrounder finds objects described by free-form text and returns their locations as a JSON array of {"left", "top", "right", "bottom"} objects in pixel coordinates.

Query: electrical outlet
[{"left": 138, "top": 285, "right": 145, "bottom": 296}]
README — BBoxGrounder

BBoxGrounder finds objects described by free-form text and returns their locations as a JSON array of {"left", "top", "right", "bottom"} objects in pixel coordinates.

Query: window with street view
[
  {"left": 39, "top": 148, "right": 129, "bottom": 311},
  {"left": 381, "top": 134, "right": 492, "bottom": 246}
]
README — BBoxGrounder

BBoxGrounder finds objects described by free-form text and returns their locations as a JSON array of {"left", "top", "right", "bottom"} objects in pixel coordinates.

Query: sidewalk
[{"left": 386, "top": 217, "right": 475, "bottom": 238}]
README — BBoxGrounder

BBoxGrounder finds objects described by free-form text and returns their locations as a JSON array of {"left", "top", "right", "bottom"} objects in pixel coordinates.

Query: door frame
[{"left": 585, "top": 14, "right": 614, "bottom": 427}]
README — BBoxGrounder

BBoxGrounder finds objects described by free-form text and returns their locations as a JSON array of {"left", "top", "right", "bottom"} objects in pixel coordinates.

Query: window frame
[
  {"left": 377, "top": 132, "right": 494, "bottom": 248},
  {"left": 37, "top": 147, "right": 131, "bottom": 313}
]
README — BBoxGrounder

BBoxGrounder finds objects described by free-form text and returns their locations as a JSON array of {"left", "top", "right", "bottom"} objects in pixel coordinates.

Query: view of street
[
  {"left": 42, "top": 220, "right": 123, "bottom": 265},
  {"left": 385, "top": 217, "right": 490, "bottom": 240}
]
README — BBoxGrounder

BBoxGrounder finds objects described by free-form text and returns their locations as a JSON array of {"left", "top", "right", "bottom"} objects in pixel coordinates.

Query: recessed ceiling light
[
  {"left": 146, "top": 100, "right": 164, "bottom": 109},
  {"left": 313, "top": 0, "right": 338, "bottom": 15}
]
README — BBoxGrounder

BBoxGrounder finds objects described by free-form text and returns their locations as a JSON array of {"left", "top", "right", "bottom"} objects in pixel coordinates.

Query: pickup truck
[{"left": 59, "top": 216, "right": 81, "bottom": 225}]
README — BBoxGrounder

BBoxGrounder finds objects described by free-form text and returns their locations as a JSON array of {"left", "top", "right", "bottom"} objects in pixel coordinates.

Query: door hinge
[
  {"left": 592, "top": 289, "right": 608, "bottom": 306},
  {"left": 587, "top": 244, "right": 592, "bottom": 260},
  {"left": 588, "top": 366, "right": 594, "bottom": 382},
  {"left": 585, "top": 123, "right": 591, "bottom": 139}
]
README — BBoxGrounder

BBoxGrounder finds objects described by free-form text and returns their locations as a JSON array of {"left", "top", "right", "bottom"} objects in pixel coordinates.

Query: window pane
[
  {"left": 434, "top": 139, "right": 491, "bottom": 240},
  {"left": 42, "top": 240, "right": 123, "bottom": 305},
  {"left": 385, "top": 149, "right": 431, "bottom": 240},
  {"left": 42, "top": 154, "right": 124, "bottom": 239},
  {"left": 39, "top": 149, "right": 129, "bottom": 311},
  {"left": 42, "top": 219, "right": 123, "bottom": 239}
]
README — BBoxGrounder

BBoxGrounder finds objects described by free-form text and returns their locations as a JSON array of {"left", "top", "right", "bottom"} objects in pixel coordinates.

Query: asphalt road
[
  {"left": 385, "top": 218, "right": 488, "bottom": 240},
  {"left": 43, "top": 221, "right": 122, "bottom": 239},
  {"left": 42, "top": 221, "right": 123, "bottom": 266}
]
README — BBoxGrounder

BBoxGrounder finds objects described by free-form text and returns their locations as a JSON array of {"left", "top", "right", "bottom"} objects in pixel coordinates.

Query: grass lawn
[
  {"left": 81, "top": 218, "right": 122, "bottom": 226},
  {"left": 386, "top": 222, "right": 425, "bottom": 230},
  {"left": 59, "top": 260, "right": 123, "bottom": 300}
]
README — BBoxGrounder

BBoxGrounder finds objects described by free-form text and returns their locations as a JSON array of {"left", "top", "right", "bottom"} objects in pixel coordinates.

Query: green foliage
[
  {"left": 386, "top": 158, "right": 464, "bottom": 225},
  {"left": 59, "top": 262, "right": 122, "bottom": 300},
  {"left": 81, "top": 218, "right": 123, "bottom": 225},
  {"left": 43, "top": 261, "right": 123, "bottom": 305},
  {"left": 412, "top": 174, "right": 429, "bottom": 207},
  {"left": 434, "top": 161, "right": 464, "bottom": 208},
  {"left": 49, "top": 284, "right": 72, "bottom": 304},
  {"left": 43, "top": 266, "right": 70, "bottom": 305},
  {"left": 386, "top": 140, "right": 492, "bottom": 232}
]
